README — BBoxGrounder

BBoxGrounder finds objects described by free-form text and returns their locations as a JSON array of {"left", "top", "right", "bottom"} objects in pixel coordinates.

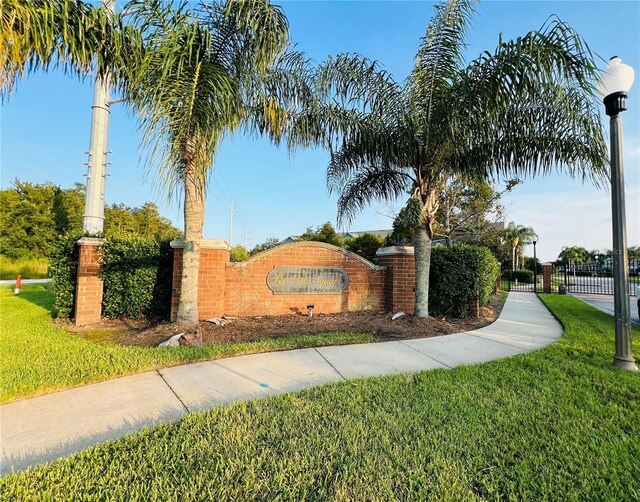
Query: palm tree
[
  {"left": 503, "top": 222, "right": 536, "bottom": 273},
  {"left": 3, "top": 0, "right": 300, "bottom": 326},
  {"left": 289, "top": 0, "right": 607, "bottom": 316},
  {"left": 119, "top": 0, "right": 294, "bottom": 325}
]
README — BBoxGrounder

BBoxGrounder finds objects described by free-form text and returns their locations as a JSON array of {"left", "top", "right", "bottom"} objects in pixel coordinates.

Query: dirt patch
[{"left": 57, "top": 294, "right": 506, "bottom": 347}]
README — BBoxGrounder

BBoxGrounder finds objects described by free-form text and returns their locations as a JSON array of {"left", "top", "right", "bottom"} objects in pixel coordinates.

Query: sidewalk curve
[{"left": 0, "top": 292, "right": 562, "bottom": 476}]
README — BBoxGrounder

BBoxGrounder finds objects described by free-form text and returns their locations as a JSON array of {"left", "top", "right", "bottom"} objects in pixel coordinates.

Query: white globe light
[{"left": 597, "top": 57, "right": 635, "bottom": 97}]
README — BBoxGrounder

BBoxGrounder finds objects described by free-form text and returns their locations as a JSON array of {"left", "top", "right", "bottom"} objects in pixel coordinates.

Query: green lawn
[
  {"left": 0, "top": 285, "right": 374, "bottom": 403},
  {"left": 1, "top": 294, "right": 638, "bottom": 500}
]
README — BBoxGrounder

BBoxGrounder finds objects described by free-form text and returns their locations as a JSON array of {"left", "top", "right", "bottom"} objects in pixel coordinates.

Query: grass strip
[
  {"left": 1, "top": 294, "right": 638, "bottom": 500},
  {"left": 0, "top": 285, "right": 375, "bottom": 403}
]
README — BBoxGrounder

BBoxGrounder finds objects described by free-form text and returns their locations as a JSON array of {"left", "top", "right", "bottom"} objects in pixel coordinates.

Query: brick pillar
[
  {"left": 75, "top": 237, "right": 104, "bottom": 326},
  {"left": 171, "top": 239, "right": 231, "bottom": 321},
  {"left": 543, "top": 263, "right": 552, "bottom": 294},
  {"left": 376, "top": 246, "right": 415, "bottom": 314},
  {"left": 468, "top": 296, "right": 480, "bottom": 318}
]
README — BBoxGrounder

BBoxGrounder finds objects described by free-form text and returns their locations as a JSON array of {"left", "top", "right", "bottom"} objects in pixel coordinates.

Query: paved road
[
  {"left": 0, "top": 278, "right": 50, "bottom": 286},
  {"left": 570, "top": 293, "right": 640, "bottom": 328},
  {"left": 0, "top": 292, "right": 562, "bottom": 476}
]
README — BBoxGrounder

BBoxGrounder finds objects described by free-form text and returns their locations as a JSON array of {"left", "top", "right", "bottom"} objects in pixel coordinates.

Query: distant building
[
  {"left": 339, "top": 230, "right": 393, "bottom": 240},
  {"left": 278, "top": 236, "right": 300, "bottom": 244}
]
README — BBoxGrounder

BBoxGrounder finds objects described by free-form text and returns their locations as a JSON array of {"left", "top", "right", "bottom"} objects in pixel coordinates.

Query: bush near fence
[
  {"left": 49, "top": 233, "right": 174, "bottom": 320},
  {"left": 502, "top": 269, "right": 535, "bottom": 284},
  {"left": 429, "top": 244, "right": 500, "bottom": 317}
]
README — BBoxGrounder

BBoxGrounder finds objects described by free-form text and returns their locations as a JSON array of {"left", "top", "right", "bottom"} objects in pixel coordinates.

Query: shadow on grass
[{"left": 7, "top": 285, "right": 56, "bottom": 317}]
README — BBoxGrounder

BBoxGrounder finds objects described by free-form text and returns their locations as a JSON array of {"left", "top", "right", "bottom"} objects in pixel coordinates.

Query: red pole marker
[{"left": 15, "top": 275, "right": 22, "bottom": 294}]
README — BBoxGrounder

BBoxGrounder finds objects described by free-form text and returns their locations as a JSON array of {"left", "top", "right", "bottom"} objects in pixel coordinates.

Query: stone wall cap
[
  {"left": 230, "top": 240, "right": 386, "bottom": 271},
  {"left": 170, "top": 238, "right": 231, "bottom": 251},
  {"left": 376, "top": 246, "right": 414, "bottom": 256},
  {"left": 77, "top": 237, "right": 105, "bottom": 246}
]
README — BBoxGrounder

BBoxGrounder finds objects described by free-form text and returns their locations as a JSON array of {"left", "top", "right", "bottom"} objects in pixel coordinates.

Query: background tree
[
  {"left": 104, "top": 202, "right": 180, "bottom": 240},
  {"left": 131, "top": 203, "right": 181, "bottom": 240},
  {"left": 0, "top": 181, "right": 62, "bottom": 258},
  {"left": 299, "top": 222, "right": 344, "bottom": 247},
  {"left": 0, "top": 180, "right": 180, "bottom": 259},
  {"left": 384, "top": 206, "right": 418, "bottom": 247},
  {"left": 557, "top": 246, "right": 589, "bottom": 265},
  {"left": 344, "top": 233, "right": 384, "bottom": 263},
  {"left": 250, "top": 237, "right": 281, "bottom": 255},
  {"left": 290, "top": 0, "right": 607, "bottom": 316},
  {"left": 435, "top": 177, "right": 519, "bottom": 246},
  {"left": 503, "top": 222, "right": 536, "bottom": 272},
  {"left": 230, "top": 245, "right": 250, "bottom": 262}
]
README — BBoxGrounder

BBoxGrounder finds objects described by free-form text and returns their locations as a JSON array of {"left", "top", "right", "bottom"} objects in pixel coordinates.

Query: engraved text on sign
[{"left": 266, "top": 266, "right": 349, "bottom": 294}]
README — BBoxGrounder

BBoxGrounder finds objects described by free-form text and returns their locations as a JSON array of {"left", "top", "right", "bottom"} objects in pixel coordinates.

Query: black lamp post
[
  {"left": 533, "top": 237, "right": 538, "bottom": 294},
  {"left": 598, "top": 56, "right": 637, "bottom": 371}
]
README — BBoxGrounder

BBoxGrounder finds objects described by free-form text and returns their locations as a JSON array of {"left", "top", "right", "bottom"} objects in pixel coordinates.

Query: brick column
[
  {"left": 542, "top": 263, "right": 553, "bottom": 294},
  {"left": 75, "top": 237, "right": 104, "bottom": 326},
  {"left": 376, "top": 246, "right": 415, "bottom": 314},
  {"left": 171, "top": 239, "right": 231, "bottom": 321},
  {"left": 468, "top": 297, "right": 480, "bottom": 318}
]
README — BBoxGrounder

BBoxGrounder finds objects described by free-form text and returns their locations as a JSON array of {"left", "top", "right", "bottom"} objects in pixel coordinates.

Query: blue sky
[{"left": 1, "top": 0, "right": 639, "bottom": 262}]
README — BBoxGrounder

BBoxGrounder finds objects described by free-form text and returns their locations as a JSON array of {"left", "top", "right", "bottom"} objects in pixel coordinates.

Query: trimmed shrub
[
  {"left": 49, "top": 232, "right": 83, "bottom": 318},
  {"left": 502, "top": 269, "right": 535, "bottom": 284},
  {"left": 48, "top": 233, "right": 174, "bottom": 320},
  {"left": 101, "top": 235, "right": 174, "bottom": 319},
  {"left": 429, "top": 244, "right": 500, "bottom": 317}
]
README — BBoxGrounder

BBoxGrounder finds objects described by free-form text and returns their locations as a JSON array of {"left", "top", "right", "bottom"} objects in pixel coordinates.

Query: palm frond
[
  {"left": 448, "top": 17, "right": 607, "bottom": 186},
  {"left": 334, "top": 163, "right": 412, "bottom": 226},
  {"left": 408, "top": 0, "right": 477, "bottom": 128},
  {"left": 116, "top": 0, "right": 292, "bottom": 201},
  {"left": 1, "top": 0, "right": 136, "bottom": 98}
]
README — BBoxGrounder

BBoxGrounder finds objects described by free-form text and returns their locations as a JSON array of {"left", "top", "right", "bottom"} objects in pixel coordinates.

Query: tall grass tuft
[{"left": 0, "top": 256, "right": 49, "bottom": 280}]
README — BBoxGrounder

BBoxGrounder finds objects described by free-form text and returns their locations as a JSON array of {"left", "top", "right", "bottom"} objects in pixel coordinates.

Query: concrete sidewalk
[
  {"left": 0, "top": 292, "right": 562, "bottom": 476},
  {"left": 570, "top": 293, "right": 640, "bottom": 328}
]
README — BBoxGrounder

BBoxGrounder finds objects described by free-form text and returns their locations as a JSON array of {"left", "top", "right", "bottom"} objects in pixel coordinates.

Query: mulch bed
[{"left": 59, "top": 294, "right": 505, "bottom": 347}]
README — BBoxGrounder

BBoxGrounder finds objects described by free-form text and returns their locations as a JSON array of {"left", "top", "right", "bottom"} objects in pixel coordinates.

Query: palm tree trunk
[
  {"left": 414, "top": 224, "right": 432, "bottom": 317},
  {"left": 176, "top": 166, "right": 205, "bottom": 326}
]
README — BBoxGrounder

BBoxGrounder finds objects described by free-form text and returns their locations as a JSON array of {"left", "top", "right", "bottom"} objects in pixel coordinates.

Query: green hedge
[
  {"left": 49, "top": 232, "right": 83, "bottom": 318},
  {"left": 49, "top": 234, "right": 174, "bottom": 320},
  {"left": 101, "top": 236, "right": 174, "bottom": 319},
  {"left": 429, "top": 244, "right": 500, "bottom": 317},
  {"left": 502, "top": 269, "right": 535, "bottom": 284}
]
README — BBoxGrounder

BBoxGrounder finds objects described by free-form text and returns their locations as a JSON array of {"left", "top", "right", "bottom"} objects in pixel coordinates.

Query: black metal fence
[
  {"left": 552, "top": 262, "right": 640, "bottom": 296},
  {"left": 501, "top": 266, "right": 541, "bottom": 293}
]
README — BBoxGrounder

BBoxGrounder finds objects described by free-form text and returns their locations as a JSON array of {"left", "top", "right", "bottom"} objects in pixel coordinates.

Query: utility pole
[
  {"left": 83, "top": 0, "right": 115, "bottom": 234},
  {"left": 228, "top": 199, "right": 234, "bottom": 246}
]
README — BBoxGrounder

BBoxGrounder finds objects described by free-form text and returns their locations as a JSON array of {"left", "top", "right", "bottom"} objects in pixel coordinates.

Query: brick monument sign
[{"left": 170, "top": 240, "right": 416, "bottom": 320}]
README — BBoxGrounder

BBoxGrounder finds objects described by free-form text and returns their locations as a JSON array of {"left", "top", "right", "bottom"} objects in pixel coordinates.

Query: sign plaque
[{"left": 267, "top": 266, "right": 348, "bottom": 295}]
